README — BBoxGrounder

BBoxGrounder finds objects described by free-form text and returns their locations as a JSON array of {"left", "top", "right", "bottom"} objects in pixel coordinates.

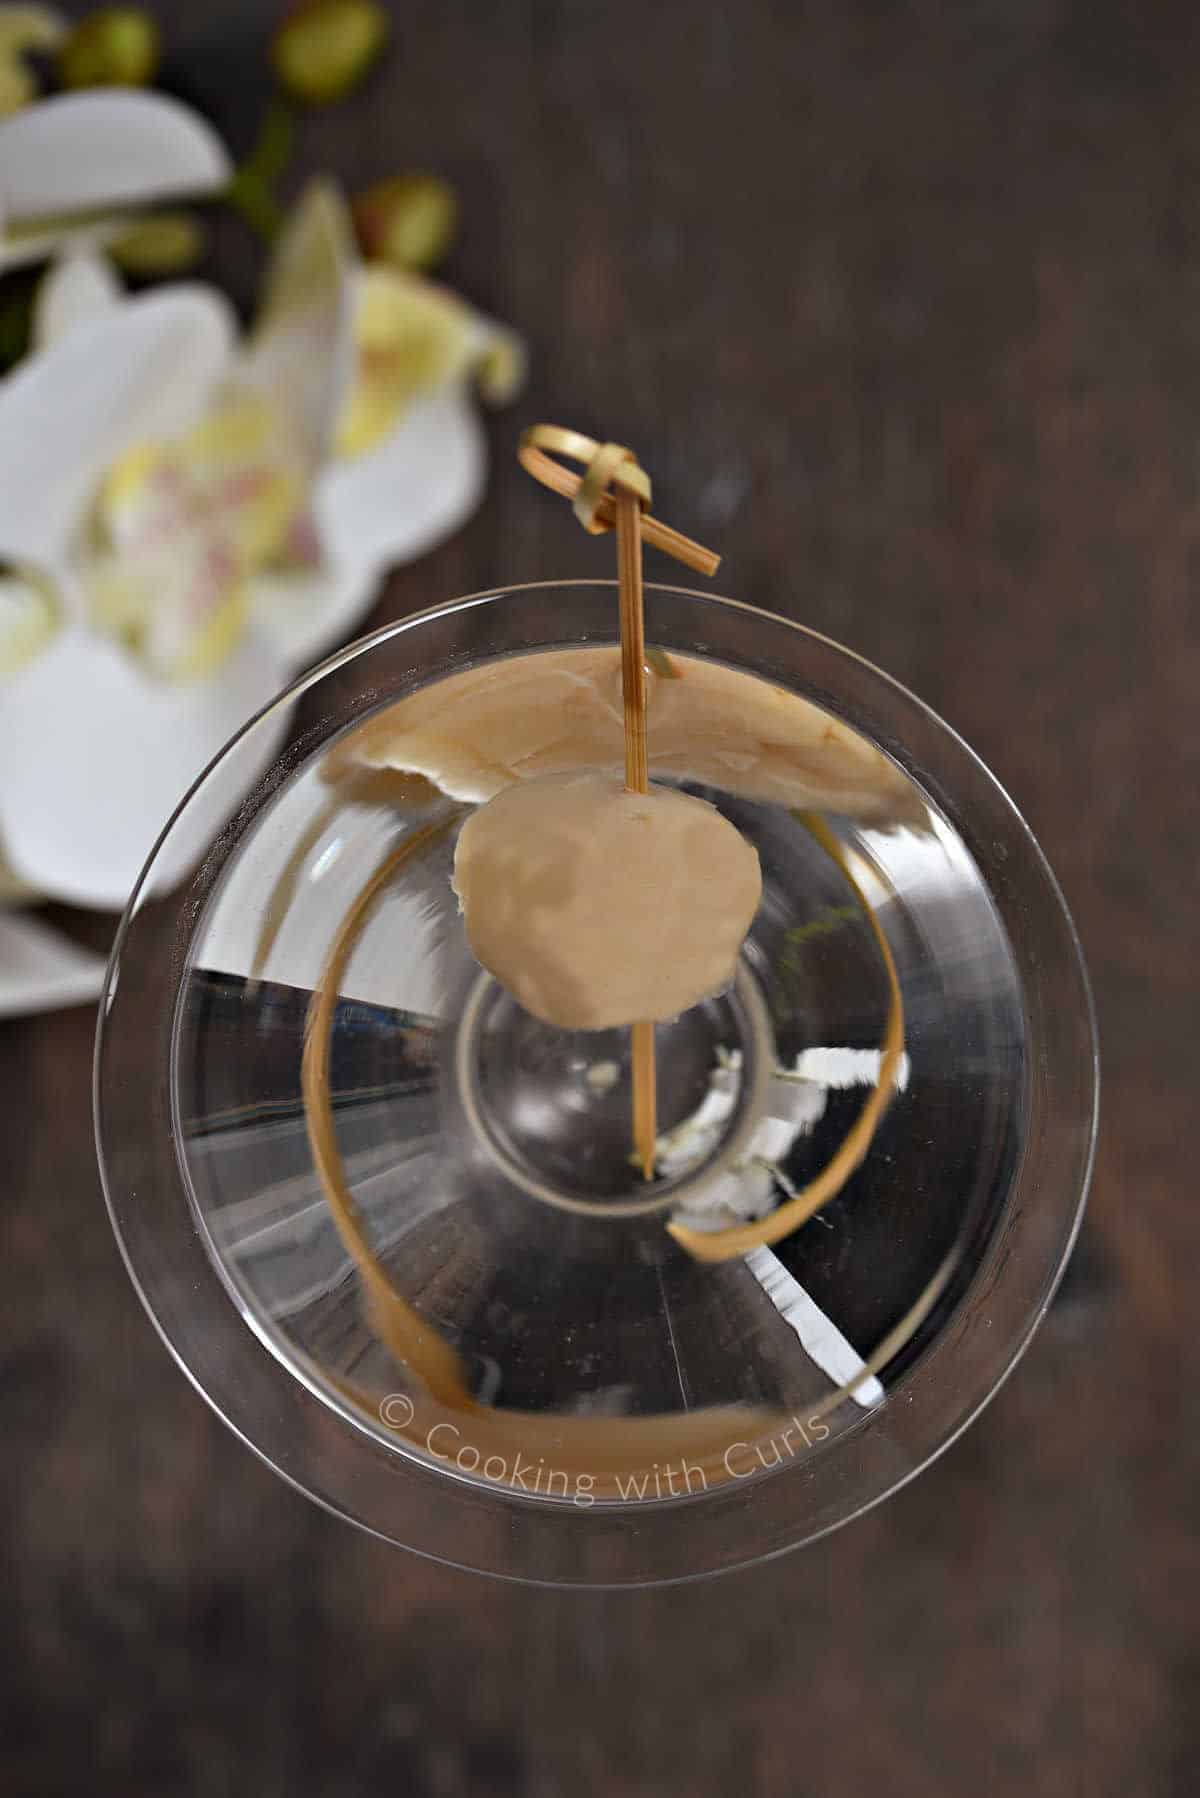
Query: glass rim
[{"left": 94, "top": 580, "right": 1099, "bottom": 1586}]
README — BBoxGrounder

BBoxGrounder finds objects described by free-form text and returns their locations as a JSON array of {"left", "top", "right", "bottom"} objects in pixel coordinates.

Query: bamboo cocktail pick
[{"left": 518, "top": 425, "right": 721, "bottom": 1181}]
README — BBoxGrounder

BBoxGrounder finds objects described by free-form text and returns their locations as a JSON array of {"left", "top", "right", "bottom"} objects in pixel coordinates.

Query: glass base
[{"left": 456, "top": 963, "right": 774, "bottom": 1214}]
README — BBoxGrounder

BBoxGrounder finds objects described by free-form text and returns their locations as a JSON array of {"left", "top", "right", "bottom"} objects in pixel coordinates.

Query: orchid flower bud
[
  {"left": 58, "top": 7, "right": 160, "bottom": 89},
  {"left": 110, "top": 211, "right": 205, "bottom": 276},
  {"left": 352, "top": 173, "right": 457, "bottom": 272},
  {"left": 272, "top": 0, "right": 388, "bottom": 106}
]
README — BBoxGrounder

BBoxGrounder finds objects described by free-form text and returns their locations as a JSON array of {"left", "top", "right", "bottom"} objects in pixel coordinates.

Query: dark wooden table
[{"left": 4, "top": 3, "right": 1196, "bottom": 1792}]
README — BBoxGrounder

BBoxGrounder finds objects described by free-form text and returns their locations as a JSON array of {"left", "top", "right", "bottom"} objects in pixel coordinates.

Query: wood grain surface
[{"left": 3, "top": 2, "right": 1197, "bottom": 1792}]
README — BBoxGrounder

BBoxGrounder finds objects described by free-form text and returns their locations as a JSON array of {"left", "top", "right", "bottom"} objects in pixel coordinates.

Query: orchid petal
[
  {"left": 335, "top": 265, "right": 526, "bottom": 458},
  {"left": 242, "top": 178, "right": 355, "bottom": 475},
  {"left": 249, "top": 556, "right": 383, "bottom": 670},
  {"left": 0, "top": 91, "right": 230, "bottom": 264},
  {"left": 0, "top": 626, "right": 291, "bottom": 908},
  {"left": 0, "top": 908, "right": 105, "bottom": 1018},
  {"left": 335, "top": 266, "right": 471, "bottom": 457},
  {"left": 34, "top": 246, "right": 122, "bottom": 346},
  {"left": 0, "top": 286, "right": 234, "bottom": 570},
  {"left": 317, "top": 382, "right": 485, "bottom": 572},
  {"left": 336, "top": 266, "right": 477, "bottom": 457}
]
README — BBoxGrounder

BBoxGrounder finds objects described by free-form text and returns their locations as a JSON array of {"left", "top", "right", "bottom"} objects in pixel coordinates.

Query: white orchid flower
[
  {"left": 0, "top": 86, "right": 230, "bottom": 266},
  {"left": 0, "top": 176, "right": 526, "bottom": 1013},
  {"left": 0, "top": 183, "right": 350, "bottom": 922}
]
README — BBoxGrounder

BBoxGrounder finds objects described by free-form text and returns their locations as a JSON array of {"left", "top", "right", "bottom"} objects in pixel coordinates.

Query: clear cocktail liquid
[{"left": 172, "top": 687, "right": 1024, "bottom": 1504}]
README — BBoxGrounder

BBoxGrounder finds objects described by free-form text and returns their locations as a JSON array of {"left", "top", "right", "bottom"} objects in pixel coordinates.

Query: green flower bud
[
  {"left": 352, "top": 173, "right": 457, "bottom": 272},
  {"left": 58, "top": 7, "right": 160, "bottom": 90},
  {"left": 110, "top": 211, "right": 205, "bottom": 276},
  {"left": 0, "top": 8, "right": 66, "bottom": 117},
  {"left": 272, "top": 0, "right": 388, "bottom": 107}
]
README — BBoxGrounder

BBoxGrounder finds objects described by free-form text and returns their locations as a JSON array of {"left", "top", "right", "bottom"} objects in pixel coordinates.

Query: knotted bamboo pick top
[{"left": 517, "top": 425, "right": 720, "bottom": 574}]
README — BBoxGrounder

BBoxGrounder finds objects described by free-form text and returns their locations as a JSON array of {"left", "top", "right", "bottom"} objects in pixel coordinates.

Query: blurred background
[{"left": 2, "top": 1, "right": 1195, "bottom": 1792}]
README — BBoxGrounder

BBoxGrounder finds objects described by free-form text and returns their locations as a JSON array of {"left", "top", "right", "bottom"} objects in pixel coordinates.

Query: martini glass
[{"left": 94, "top": 581, "right": 1097, "bottom": 1586}]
